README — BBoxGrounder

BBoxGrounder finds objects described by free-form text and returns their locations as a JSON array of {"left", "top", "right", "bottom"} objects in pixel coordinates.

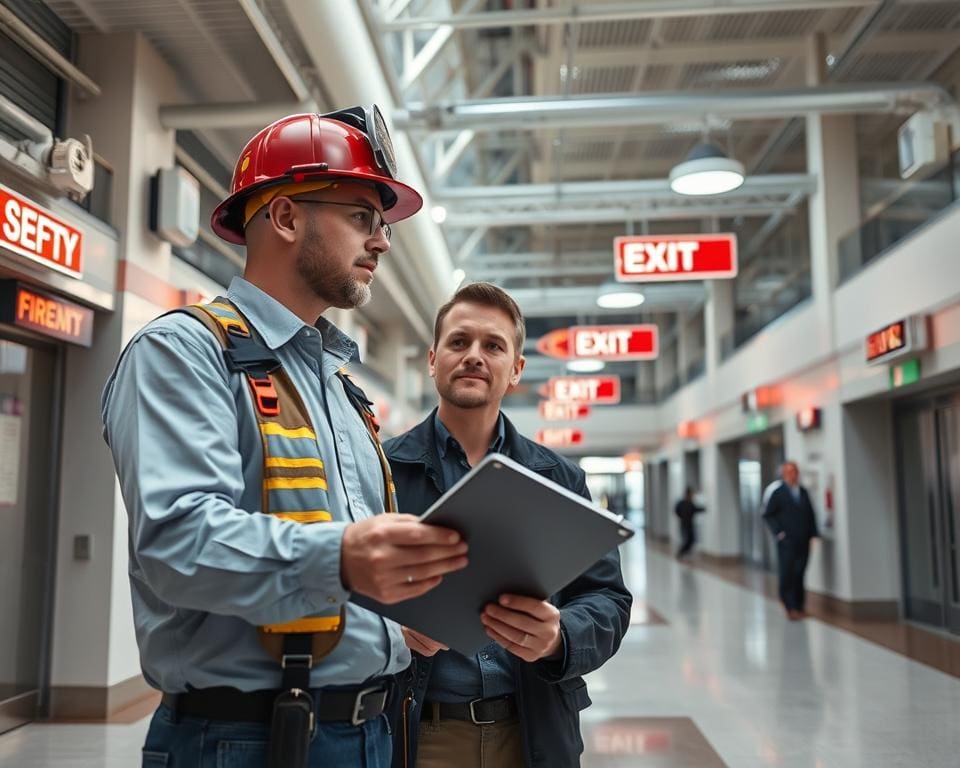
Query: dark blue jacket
[
  {"left": 384, "top": 410, "right": 632, "bottom": 768},
  {"left": 763, "top": 483, "right": 820, "bottom": 542}
]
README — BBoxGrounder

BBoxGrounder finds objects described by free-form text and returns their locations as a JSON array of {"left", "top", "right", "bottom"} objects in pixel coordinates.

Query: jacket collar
[{"left": 388, "top": 408, "right": 561, "bottom": 475}]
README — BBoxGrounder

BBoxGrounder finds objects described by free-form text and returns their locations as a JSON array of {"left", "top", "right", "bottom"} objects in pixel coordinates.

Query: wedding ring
[{"left": 406, "top": 574, "right": 413, "bottom": 584}]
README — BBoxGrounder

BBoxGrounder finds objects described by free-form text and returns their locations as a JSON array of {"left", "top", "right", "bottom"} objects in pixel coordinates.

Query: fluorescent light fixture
[
  {"left": 669, "top": 142, "right": 745, "bottom": 196},
  {"left": 566, "top": 359, "right": 605, "bottom": 373},
  {"left": 579, "top": 456, "right": 626, "bottom": 474},
  {"left": 596, "top": 282, "right": 645, "bottom": 309},
  {"left": 430, "top": 205, "right": 447, "bottom": 223}
]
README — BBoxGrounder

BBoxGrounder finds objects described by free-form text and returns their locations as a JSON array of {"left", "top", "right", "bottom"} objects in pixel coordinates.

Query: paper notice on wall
[{"left": 0, "top": 413, "right": 21, "bottom": 506}]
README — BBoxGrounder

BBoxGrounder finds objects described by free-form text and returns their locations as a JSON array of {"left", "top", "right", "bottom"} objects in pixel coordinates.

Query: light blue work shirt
[
  {"left": 101, "top": 277, "right": 409, "bottom": 692},
  {"left": 426, "top": 413, "right": 516, "bottom": 703}
]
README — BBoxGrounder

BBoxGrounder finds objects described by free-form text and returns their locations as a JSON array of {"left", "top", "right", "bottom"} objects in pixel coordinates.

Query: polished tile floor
[{"left": 2, "top": 538, "right": 959, "bottom": 767}]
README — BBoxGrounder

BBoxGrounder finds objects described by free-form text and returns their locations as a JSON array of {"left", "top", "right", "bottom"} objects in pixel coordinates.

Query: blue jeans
[{"left": 141, "top": 704, "right": 392, "bottom": 767}]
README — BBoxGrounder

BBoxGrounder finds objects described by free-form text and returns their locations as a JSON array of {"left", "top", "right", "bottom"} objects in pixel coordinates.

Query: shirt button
[{"left": 326, "top": 596, "right": 337, "bottom": 604}]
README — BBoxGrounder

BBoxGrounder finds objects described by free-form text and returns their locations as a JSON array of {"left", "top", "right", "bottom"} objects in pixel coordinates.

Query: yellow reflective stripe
[
  {"left": 273, "top": 510, "right": 332, "bottom": 523},
  {"left": 260, "top": 423, "right": 316, "bottom": 439},
  {"left": 264, "top": 477, "right": 328, "bottom": 491},
  {"left": 265, "top": 457, "right": 324, "bottom": 470},
  {"left": 262, "top": 616, "right": 341, "bottom": 634}
]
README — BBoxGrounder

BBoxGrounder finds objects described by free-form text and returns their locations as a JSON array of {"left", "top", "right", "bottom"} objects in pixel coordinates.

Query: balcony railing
[{"left": 838, "top": 149, "right": 960, "bottom": 285}]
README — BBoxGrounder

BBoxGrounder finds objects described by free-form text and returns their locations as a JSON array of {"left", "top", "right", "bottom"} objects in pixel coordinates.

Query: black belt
[
  {"left": 161, "top": 682, "right": 390, "bottom": 726},
  {"left": 425, "top": 695, "right": 517, "bottom": 725}
]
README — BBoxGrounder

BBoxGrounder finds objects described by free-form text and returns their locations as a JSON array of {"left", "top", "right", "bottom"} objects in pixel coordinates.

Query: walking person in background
[
  {"left": 674, "top": 486, "right": 705, "bottom": 559},
  {"left": 763, "top": 461, "right": 820, "bottom": 620}
]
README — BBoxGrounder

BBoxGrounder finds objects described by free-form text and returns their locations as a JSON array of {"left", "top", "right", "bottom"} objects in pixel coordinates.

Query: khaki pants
[{"left": 415, "top": 712, "right": 524, "bottom": 768}]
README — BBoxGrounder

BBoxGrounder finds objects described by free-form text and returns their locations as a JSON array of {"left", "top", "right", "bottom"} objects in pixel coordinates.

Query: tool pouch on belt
[{"left": 268, "top": 689, "right": 314, "bottom": 768}]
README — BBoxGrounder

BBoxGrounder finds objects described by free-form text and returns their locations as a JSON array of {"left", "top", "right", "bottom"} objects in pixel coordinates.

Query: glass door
[
  {"left": 936, "top": 404, "right": 960, "bottom": 634},
  {"left": 0, "top": 337, "right": 59, "bottom": 734},
  {"left": 896, "top": 393, "right": 960, "bottom": 635}
]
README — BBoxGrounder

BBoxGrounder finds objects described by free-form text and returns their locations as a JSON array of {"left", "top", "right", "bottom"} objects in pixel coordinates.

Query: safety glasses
[
  {"left": 292, "top": 199, "right": 391, "bottom": 242},
  {"left": 321, "top": 104, "right": 398, "bottom": 180}
]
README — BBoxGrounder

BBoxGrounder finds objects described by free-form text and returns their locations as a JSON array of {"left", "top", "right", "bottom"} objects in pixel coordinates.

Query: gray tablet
[{"left": 352, "top": 452, "right": 634, "bottom": 655}]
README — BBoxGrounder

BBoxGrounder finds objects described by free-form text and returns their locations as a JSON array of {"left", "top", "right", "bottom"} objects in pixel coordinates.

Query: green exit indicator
[
  {"left": 890, "top": 359, "right": 921, "bottom": 388},
  {"left": 747, "top": 413, "right": 769, "bottom": 433}
]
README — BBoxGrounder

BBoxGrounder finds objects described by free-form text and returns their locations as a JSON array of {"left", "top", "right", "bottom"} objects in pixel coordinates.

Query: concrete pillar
[
  {"left": 699, "top": 439, "right": 741, "bottom": 557},
  {"left": 705, "top": 279, "right": 735, "bottom": 373},
  {"left": 805, "top": 34, "right": 862, "bottom": 350}
]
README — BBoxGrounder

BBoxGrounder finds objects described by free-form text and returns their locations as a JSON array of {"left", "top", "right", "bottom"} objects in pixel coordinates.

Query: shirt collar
[
  {"left": 433, "top": 411, "right": 505, "bottom": 460},
  {"left": 225, "top": 277, "right": 360, "bottom": 363}
]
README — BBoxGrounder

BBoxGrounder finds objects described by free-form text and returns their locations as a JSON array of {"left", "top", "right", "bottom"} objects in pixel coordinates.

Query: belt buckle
[
  {"left": 468, "top": 698, "right": 495, "bottom": 725},
  {"left": 351, "top": 685, "right": 387, "bottom": 726}
]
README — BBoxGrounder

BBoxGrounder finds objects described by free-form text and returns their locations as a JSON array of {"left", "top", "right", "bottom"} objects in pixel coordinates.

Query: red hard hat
[{"left": 211, "top": 107, "right": 423, "bottom": 244}]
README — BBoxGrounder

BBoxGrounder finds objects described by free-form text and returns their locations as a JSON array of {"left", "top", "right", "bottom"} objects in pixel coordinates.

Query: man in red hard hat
[{"left": 102, "top": 106, "right": 468, "bottom": 768}]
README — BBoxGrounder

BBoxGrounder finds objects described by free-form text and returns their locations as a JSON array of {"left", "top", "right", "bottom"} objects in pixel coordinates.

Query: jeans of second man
[{"left": 140, "top": 703, "right": 392, "bottom": 768}]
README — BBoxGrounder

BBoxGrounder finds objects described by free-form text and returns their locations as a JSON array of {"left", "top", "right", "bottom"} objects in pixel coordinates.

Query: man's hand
[
  {"left": 480, "top": 594, "right": 562, "bottom": 663},
  {"left": 340, "top": 514, "right": 468, "bottom": 604},
  {"left": 402, "top": 626, "right": 448, "bottom": 657}
]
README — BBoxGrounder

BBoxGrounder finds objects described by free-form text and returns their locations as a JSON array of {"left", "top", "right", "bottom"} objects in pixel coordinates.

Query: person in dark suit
[
  {"left": 762, "top": 461, "right": 820, "bottom": 620},
  {"left": 674, "top": 486, "right": 705, "bottom": 558}
]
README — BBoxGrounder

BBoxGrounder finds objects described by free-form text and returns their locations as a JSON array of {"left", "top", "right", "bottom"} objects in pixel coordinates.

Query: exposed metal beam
[
  {"left": 159, "top": 100, "right": 310, "bottom": 129},
  {"left": 396, "top": 83, "right": 956, "bottom": 132},
  {"left": 400, "top": 0, "right": 482, "bottom": 92},
  {"left": 571, "top": 31, "right": 960, "bottom": 68},
  {"left": 236, "top": 0, "right": 314, "bottom": 104},
  {"left": 446, "top": 202, "right": 798, "bottom": 227},
  {"left": 434, "top": 174, "right": 816, "bottom": 203},
  {"left": 379, "top": 0, "right": 878, "bottom": 32},
  {"left": 432, "top": 129, "right": 476, "bottom": 182}
]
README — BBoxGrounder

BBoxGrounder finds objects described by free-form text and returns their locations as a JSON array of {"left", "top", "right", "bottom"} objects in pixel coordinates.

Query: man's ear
[
  {"left": 268, "top": 197, "right": 298, "bottom": 244},
  {"left": 427, "top": 347, "right": 436, "bottom": 378},
  {"left": 507, "top": 354, "right": 525, "bottom": 389}
]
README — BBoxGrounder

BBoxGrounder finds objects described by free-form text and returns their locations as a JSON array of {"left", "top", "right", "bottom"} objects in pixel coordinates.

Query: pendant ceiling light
[{"left": 669, "top": 142, "right": 745, "bottom": 196}]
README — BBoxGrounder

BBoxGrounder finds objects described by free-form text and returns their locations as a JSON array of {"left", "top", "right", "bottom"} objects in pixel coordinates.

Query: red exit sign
[
  {"left": 539, "top": 401, "right": 591, "bottom": 421},
  {"left": 535, "top": 428, "right": 583, "bottom": 447},
  {"left": 536, "top": 325, "right": 658, "bottom": 361},
  {"left": 546, "top": 375, "right": 621, "bottom": 404},
  {"left": 864, "top": 316, "right": 927, "bottom": 365},
  {"left": 614, "top": 233, "right": 737, "bottom": 282}
]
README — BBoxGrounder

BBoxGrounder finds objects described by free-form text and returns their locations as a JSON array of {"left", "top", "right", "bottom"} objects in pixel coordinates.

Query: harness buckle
[{"left": 248, "top": 376, "right": 280, "bottom": 417}]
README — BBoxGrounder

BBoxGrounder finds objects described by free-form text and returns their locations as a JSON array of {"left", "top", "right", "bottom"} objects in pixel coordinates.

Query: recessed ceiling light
[{"left": 596, "top": 285, "right": 645, "bottom": 309}]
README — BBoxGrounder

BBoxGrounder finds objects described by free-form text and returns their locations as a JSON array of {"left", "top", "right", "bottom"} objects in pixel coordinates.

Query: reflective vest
[{"left": 181, "top": 298, "right": 397, "bottom": 664}]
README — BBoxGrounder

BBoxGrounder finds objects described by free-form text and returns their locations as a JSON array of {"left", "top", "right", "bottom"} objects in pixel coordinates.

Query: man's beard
[
  {"left": 437, "top": 376, "right": 490, "bottom": 409},
  {"left": 296, "top": 223, "right": 372, "bottom": 309}
]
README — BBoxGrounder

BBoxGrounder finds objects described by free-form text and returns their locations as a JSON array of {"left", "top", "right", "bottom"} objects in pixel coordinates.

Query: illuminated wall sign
[
  {"left": 865, "top": 316, "right": 927, "bottom": 366},
  {"left": 536, "top": 325, "right": 658, "bottom": 361},
  {"left": 0, "top": 281, "right": 94, "bottom": 347},
  {"left": 796, "top": 407, "right": 822, "bottom": 431},
  {"left": 0, "top": 183, "right": 83, "bottom": 279},
  {"left": 741, "top": 386, "right": 781, "bottom": 412},
  {"left": 890, "top": 358, "right": 921, "bottom": 388},
  {"left": 546, "top": 375, "right": 621, "bottom": 404},
  {"left": 535, "top": 428, "right": 583, "bottom": 447},
  {"left": 614, "top": 233, "right": 737, "bottom": 283},
  {"left": 539, "top": 401, "right": 591, "bottom": 421},
  {"left": 677, "top": 420, "right": 697, "bottom": 439},
  {"left": 570, "top": 325, "right": 658, "bottom": 361}
]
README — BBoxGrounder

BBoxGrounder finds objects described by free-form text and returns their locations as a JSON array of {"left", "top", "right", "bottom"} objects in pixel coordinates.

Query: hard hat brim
[{"left": 211, "top": 170, "right": 424, "bottom": 245}]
